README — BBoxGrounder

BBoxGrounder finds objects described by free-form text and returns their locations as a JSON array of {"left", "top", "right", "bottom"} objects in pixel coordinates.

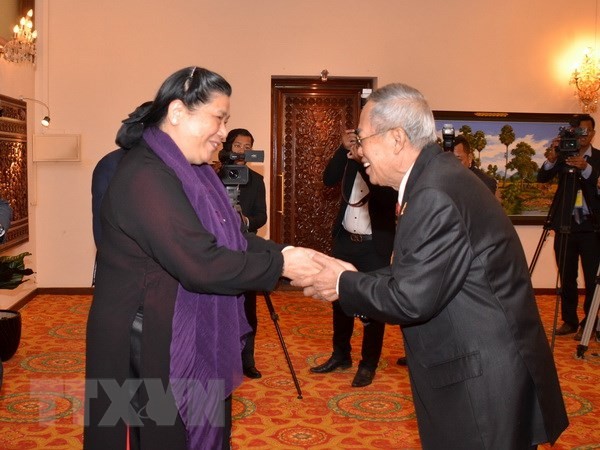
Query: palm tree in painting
[{"left": 499, "top": 124, "right": 516, "bottom": 186}]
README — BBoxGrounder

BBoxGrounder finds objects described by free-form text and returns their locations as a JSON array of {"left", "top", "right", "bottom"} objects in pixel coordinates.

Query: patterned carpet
[{"left": 0, "top": 292, "right": 598, "bottom": 449}]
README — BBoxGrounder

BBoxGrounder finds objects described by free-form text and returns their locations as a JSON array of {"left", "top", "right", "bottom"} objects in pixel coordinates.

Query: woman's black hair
[
  {"left": 116, "top": 66, "right": 232, "bottom": 149},
  {"left": 223, "top": 128, "right": 254, "bottom": 152}
]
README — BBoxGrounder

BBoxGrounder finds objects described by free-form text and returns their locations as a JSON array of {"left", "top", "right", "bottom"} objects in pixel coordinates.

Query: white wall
[{"left": 4, "top": 0, "right": 599, "bottom": 290}]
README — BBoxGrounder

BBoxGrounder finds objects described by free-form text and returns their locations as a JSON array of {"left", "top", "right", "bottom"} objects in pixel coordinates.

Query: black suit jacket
[
  {"left": 338, "top": 144, "right": 568, "bottom": 448},
  {"left": 537, "top": 146, "right": 600, "bottom": 231},
  {"left": 470, "top": 166, "right": 497, "bottom": 194},
  {"left": 238, "top": 168, "right": 267, "bottom": 233},
  {"left": 91, "top": 148, "right": 126, "bottom": 247},
  {"left": 323, "top": 145, "right": 397, "bottom": 258}
]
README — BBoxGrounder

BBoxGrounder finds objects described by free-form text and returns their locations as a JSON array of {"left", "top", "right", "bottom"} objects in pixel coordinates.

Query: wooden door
[{"left": 270, "top": 77, "right": 374, "bottom": 255}]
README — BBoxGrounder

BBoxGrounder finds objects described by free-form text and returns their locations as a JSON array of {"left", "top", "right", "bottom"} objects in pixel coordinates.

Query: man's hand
[
  {"left": 546, "top": 138, "right": 560, "bottom": 163},
  {"left": 291, "top": 253, "right": 357, "bottom": 302},
  {"left": 341, "top": 128, "right": 357, "bottom": 151},
  {"left": 565, "top": 154, "right": 589, "bottom": 171},
  {"left": 340, "top": 128, "right": 363, "bottom": 162},
  {"left": 281, "top": 247, "right": 322, "bottom": 280}
]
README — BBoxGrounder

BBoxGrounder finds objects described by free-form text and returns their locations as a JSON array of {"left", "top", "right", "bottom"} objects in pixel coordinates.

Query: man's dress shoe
[
  {"left": 310, "top": 357, "right": 352, "bottom": 374},
  {"left": 351, "top": 367, "right": 375, "bottom": 387},
  {"left": 555, "top": 323, "right": 577, "bottom": 336},
  {"left": 243, "top": 366, "right": 262, "bottom": 379},
  {"left": 396, "top": 356, "right": 407, "bottom": 366}
]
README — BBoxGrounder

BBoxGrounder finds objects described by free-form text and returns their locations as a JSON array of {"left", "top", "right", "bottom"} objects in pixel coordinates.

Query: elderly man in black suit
[
  {"left": 308, "top": 129, "right": 397, "bottom": 387},
  {"left": 294, "top": 83, "right": 568, "bottom": 448}
]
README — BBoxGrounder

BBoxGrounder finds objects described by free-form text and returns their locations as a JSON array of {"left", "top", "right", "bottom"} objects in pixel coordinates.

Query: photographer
[
  {"left": 311, "top": 128, "right": 397, "bottom": 387},
  {"left": 452, "top": 135, "right": 497, "bottom": 194},
  {"left": 537, "top": 114, "right": 600, "bottom": 339},
  {"left": 220, "top": 128, "right": 267, "bottom": 379}
]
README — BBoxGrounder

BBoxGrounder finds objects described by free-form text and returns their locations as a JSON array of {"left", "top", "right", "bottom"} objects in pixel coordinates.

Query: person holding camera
[
  {"left": 310, "top": 127, "right": 397, "bottom": 387},
  {"left": 537, "top": 114, "right": 600, "bottom": 339},
  {"left": 452, "top": 135, "right": 497, "bottom": 194},
  {"left": 220, "top": 128, "right": 267, "bottom": 379}
]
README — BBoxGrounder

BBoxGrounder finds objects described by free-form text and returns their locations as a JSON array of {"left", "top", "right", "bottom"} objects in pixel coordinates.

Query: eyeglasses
[{"left": 354, "top": 129, "right": 389, "bottom": 148}]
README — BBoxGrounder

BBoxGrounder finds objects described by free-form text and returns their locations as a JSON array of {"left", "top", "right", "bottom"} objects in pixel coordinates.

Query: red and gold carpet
[{"left": 0, "top": 292, "right": 598, "bottom": 449}]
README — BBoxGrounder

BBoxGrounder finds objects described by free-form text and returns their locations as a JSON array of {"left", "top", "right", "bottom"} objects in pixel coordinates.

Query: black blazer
[
  {"left": 323, "top": 145, "right": 397, "bottom": 257},
  {"left": 338, "top": 144, "right": 568, "bottom": 448},
  {"left": 537, "top": 147, "right": 600, "bottom": 231},
  {"left": 470, "top": 166, "right": 497, "bottom": 194},
  {"left": 238, "top": 168, "right": 267, "bottom": 233}
]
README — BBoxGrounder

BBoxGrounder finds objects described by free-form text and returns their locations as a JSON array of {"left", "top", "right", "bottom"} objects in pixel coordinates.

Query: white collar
[{"left": 397, "top": 163, "right": 415, "bottom": 206}]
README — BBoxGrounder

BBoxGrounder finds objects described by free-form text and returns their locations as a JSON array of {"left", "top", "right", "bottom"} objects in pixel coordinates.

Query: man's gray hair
[{"left": 367, "top": 83, "right": 437, "bottom": 150}]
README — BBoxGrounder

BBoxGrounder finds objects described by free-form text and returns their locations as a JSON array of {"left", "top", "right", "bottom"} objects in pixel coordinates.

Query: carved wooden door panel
[
  {"left": 271, "top": 77, "right": 374, "bottom": 255},
  {"left": 0, "top": 94, "right": 29, "bottom": 251}
]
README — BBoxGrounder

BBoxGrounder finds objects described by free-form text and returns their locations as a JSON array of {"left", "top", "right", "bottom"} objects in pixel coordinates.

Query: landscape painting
[{"left": 433, "top": 111, "right": 575, "bottom": 225}]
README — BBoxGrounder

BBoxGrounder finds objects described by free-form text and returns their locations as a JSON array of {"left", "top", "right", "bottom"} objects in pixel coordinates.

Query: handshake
[{"left": 280, "top": 247, "right": 356, "bottom": 302}]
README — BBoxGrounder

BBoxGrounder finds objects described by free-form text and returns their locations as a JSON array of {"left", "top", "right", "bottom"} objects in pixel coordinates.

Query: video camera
[
  {"left": 218, "top": 149, "right": 264, "bottom": 185},
  {"left": 442, "top": 124, "right": 455, "bottom": 152},
  {"left": 218, "top": 149, "right": 264, "bottom": 208},
  {"left": 556, "top": 126, "right": 588, "bottom": 157}
]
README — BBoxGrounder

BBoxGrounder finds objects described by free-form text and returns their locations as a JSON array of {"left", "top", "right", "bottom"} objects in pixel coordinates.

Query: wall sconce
[
  {"left": 570, "top": 47, "right": 600, "bottom": 113},
  {"left": 0, "top": 9, "right": 37, "bottom": 64},
  {"left": 20, "top": 97, "right": 51, "bottom": 127}
]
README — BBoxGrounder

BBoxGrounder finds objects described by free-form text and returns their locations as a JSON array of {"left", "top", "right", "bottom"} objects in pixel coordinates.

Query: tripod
[
  {"left": 529, "top": 165, "right": 597, "bottom": 351},
  {"left": 575, "top": 264, "right": 600, "bottom": 358},
  {"left": 261, "top": 291, "right": 303, "bottom": 399}
]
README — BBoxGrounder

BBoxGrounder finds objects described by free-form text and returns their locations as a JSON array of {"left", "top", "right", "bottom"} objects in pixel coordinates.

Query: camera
[
  {"left": 442, "top": 124, "right": 455, "bottom": 152},
  {"left": 556, "top": 126, "right": 587, "bottom": 157},
  {"left": 218, "top": 149, "right": 264, "bottom": 207},
  {"left": 218, "top": 149, "right": 264, "bottom": 185}
]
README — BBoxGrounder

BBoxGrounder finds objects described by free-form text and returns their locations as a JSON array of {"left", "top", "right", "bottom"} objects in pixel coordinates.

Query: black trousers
[
  {"left": 330, "top": 230, "right": 388, "bottom": 371},
  {"left": 553, "top": 223, "right": 600, "bottom": 328}
]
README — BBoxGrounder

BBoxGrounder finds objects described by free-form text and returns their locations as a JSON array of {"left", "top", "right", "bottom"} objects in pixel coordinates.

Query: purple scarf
[{"left": 143, "top": 127, "right": 250, "bottom": 449}]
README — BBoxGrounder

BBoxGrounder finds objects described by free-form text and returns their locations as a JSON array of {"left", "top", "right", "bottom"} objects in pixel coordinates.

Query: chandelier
[
  {"left": 570, "top": 47, "right": 600, "bottom": 113},
  {"left": 0, "top": 9, "right": 37, "bottom": 64}
]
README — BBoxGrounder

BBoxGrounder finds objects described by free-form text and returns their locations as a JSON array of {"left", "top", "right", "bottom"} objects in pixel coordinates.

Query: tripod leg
[
  {"left": 262, "top": 291, "right": 303, "bottom": 399},
  {"left": 576, "top": 265, "right": 600, "bottom": 359},
  {"left": 529, "top": 228, "right": 550, "bottom": 276}
]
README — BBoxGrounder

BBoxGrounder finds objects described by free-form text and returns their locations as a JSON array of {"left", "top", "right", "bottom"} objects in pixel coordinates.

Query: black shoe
[
  {"left": 555, "top": 323, "right": 577, "bottom": 336},
  {"left": 396, "top": 356, "right": 407, "bottom": 366},
  {"left": 310, "top": 357, "right": 352, "bottom": 374},
  {"left": 574, "top": 327, "right": 584, "bottom": 341},
  {"left": 243, "top": 366, "right": 262, "bottom": 379},
  {"left": 351, "top": 367, "right": 375, "bottom": 387}
]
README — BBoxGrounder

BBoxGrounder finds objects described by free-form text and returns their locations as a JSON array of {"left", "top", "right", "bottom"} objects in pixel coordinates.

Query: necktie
[{"left": 573, "top": 155, "right": 589, "bottom": 225}]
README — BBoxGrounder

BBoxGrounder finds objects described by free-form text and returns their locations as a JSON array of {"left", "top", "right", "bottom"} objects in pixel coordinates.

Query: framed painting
[{"left": 433, "top": 110, "right": 576, "bottom": 225}]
